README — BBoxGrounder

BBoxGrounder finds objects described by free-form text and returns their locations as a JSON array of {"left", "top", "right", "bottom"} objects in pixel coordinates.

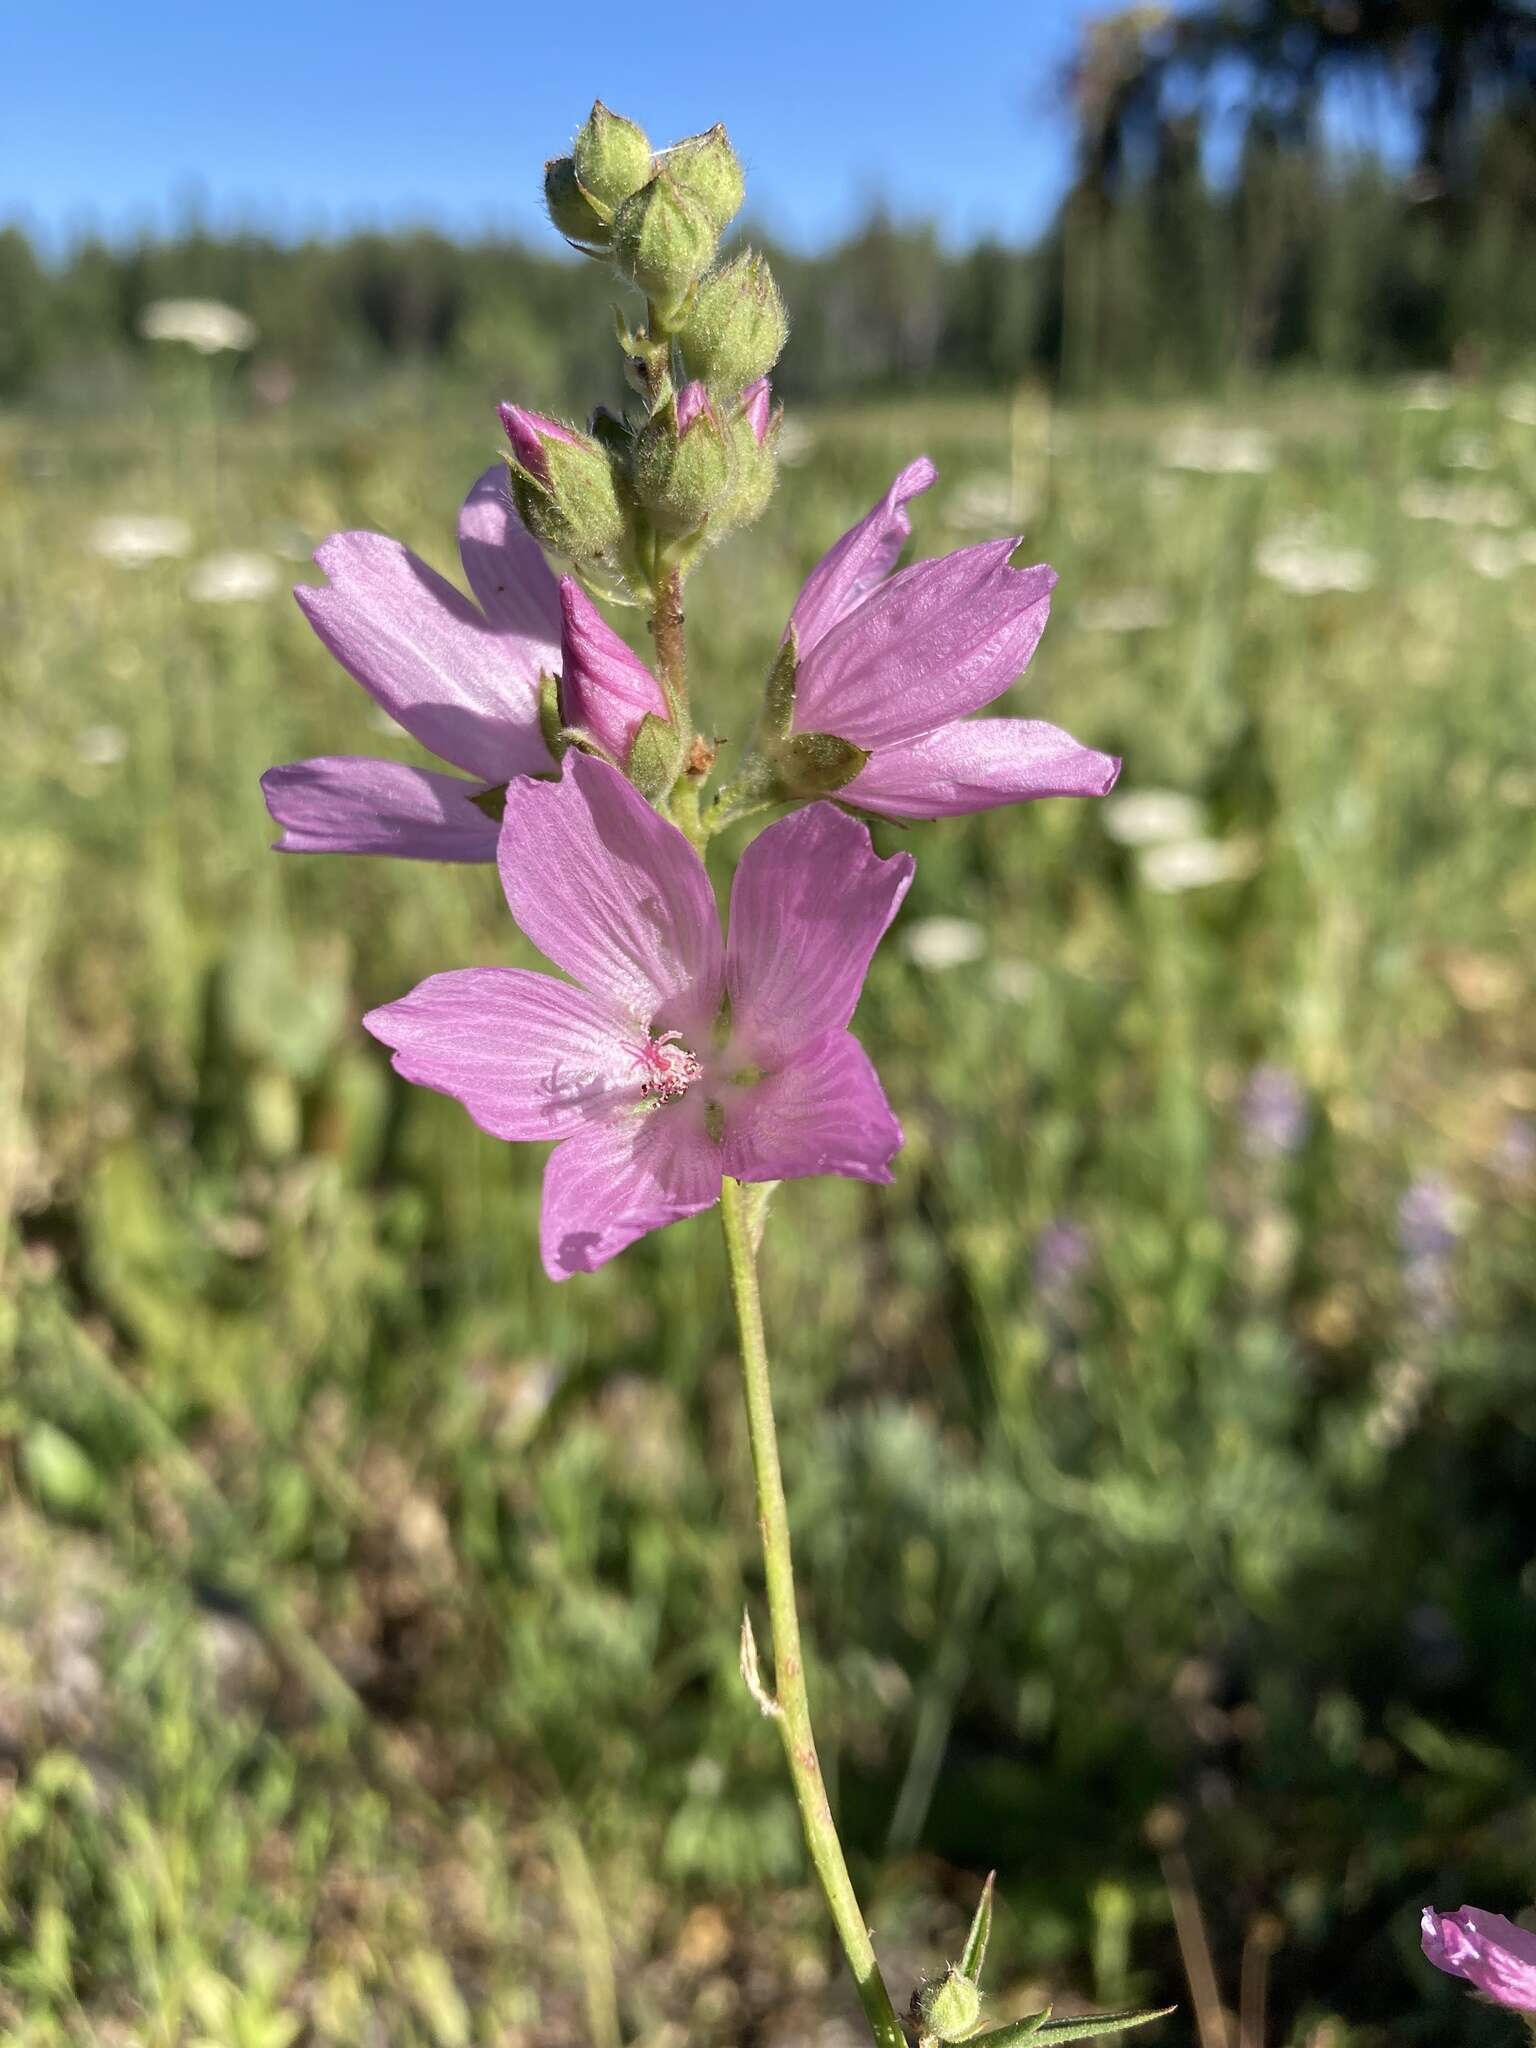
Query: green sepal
[
  {"left": 628, "top": 711, "right": 685, "bottom": 801},
  {"left": 470, "top": 782, "right": 509, "bottom": 822},
  {"left": 961, "top": 1872, "right": 996, "bottom": 1986},
  {"left": 544, "top": 157, "right": 610, "bottom": 253},
  {"left": 612, "top": 172, "right": 716, "bottom": 319},
  {"left": 915, "top": 1967, "right": 983, "bottom": 2043},
  {"left": 761, "top": 634, "right": 798, "bottom": 740},
  {"left": 775, "top": 730, "right": 869, "bottom": 797},
  {"left": 537, "top": 674, "right": 564, "bottom": 756},
  {"left": 970, "top": 2006, "right": 1175, "bottom": 2046}
]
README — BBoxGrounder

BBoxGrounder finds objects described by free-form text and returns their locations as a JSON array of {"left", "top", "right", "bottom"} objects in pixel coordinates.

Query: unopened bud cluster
[{"left": 512, "top": 102, "right": 788, "bottom": 581}]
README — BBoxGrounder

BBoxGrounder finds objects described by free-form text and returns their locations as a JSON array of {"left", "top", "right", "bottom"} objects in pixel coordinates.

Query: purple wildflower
[
  {"left": 779, "top": 460, "right": 1121, "bottom": 820},
  {"left": 261, "top": 470, "right": 667, "bottom": 861},
  {"left": 1033, "top": 1220, "right": 1094, "bottom": 1300},
  {"left": 1398, "top": 1173, "right": 1460, "bottom": 1330},
  {"left": 1239, "top": 1064, "right": 1310, "bottom": 1161},
  {"left": 497, "top": 404, "right": 586, "bottom": 484},
  {"left": 741, "top": 376, "right": 774, "bottom": 444},
  {"left": 364, "top": 752, "right": 913, "bottom": 1280},
  {"left": 1423, "top": 1906, "right": 1536, "bottom": 2011}
]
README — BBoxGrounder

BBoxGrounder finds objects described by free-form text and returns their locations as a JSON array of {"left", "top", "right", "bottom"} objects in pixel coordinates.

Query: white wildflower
[
  {"left": 1102, "top": 789, "right": 1205, "bottom": 848},
  {"left": 139, "top": 298, "right": 257, "bottom": 353},
  {"left": 186, "top": 551, "right": 280, "bottom": 603},
  {"left": 1138, "top": 837, "right": 1262, "bottom": 893},
  {"left": 1158, "top": 425, "right": 1274, "bottom": 475},
  {"left": 1255, "top": 529, "right": 1375, "bottom": 595},
  {"left": 1399, "top": 480, "right": 1521, "bottom": 528},
  {"left": 902, "top": 916, "right": 988, "bottom": 972},
  {"left": 1077, "top": 589, "right": 1172, "bottom": 633},
  {"left": 87, "top": 514, "right": 192, "bottom": 567},
  {"left": 75, "top": 724, "right": 129, "bottom": 767}
]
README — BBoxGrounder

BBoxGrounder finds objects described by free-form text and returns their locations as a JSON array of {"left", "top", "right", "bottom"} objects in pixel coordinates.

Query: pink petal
[
  {"left": 457, "top": 465, "right": 563, "bottom": 657},
  {"left": 795, "top": 541, "right": 1056, "bottom": 751},
  {"left": 1423, "top": 1908, "right": 1536, "bottom": 2010},
  {"left": 499, "top": 753, "right": 725, "bottom": 1036},
  {"left": 559, "top": 578, "right": 669, "bottom": 763},
  {"left": 725, "top": 802, "right": 913, "bottom": 1066},
  {"left": 541, "top": 1103, "right": 721, "bottom": 1279},
  {"left": 295, "top": 532, "right": 555, "bottom": 783},
  {"left": 741, "top": 377, "right": 773, "bottom": 445},
  {"left": 787, "top": 456, "right": 937, "bottom": 657},
  {"left": 363, "top": 968, "right": 640, "bottom": 1141},
  {"left": 261, "top": 756, "right": 501, "bottom": 861},
  {"left": 846, "top": 718, "right": 1121, "bottom": 819},
  {"left": 498, "top": 403, "right": 583, "bottom": 483},
  {"left": 723, "top": 1030, "right": 902, "bottom": 1185},
  {"left": 675, "top": 380, "right": 713, "bottom": 435}
]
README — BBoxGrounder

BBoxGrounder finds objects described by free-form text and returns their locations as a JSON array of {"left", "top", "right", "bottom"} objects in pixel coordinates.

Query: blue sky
[
  {"left": 5, "top": 0, "right": 1109, "bottom": 251},
  {"left": 6, "top": 1, "right": 1418, "bottom": 254}
]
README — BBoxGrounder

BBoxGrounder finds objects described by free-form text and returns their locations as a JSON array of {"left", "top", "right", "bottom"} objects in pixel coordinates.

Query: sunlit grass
[{"left": 1, "top": 370, "right": 1534, "bottom": 2045}]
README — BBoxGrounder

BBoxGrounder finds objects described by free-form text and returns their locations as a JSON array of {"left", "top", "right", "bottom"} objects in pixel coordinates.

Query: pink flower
[
  {"left": 782, "top": 459, "right": 1120, "bottom": 819},
  {"left": 364, "top": 752, "right": 912, "bottom": 1280},
  {"left": 1422, "top": 1906, "right": 1536, "bottom": 2010},
  {"left": 261, "top": 470, "right": 666, "bottom": 861}
]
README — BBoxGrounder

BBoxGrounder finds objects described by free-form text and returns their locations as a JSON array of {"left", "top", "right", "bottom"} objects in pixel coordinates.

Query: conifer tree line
[{"left": 2, "top": 2, "right": 1531, "bottom": 403}]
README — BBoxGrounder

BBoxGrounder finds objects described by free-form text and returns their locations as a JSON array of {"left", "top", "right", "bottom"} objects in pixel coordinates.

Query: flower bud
[
  {"left": 612, "top": 172, "right": 716, "bottom": 317},
  {"left": 914, "top": 1967, "right": 983, "bottom": 2044},
  {"left": 661, "top": 124, "right": 745, "bottom": 234},
  {"left": 571, "top": 101, "right": 653, "bottom": 220},
  {"left": 632, "top": 383, "right": 733, "bottom": 534},
  {"left": 678, "top": 251, "right": 788, "bottom": 392},
  {"left": 709, "top": 379, "right": 780, "bottom": 534},
  {"left": 499, "top": 404, "right": 625, "bottom": 560},
  {"left": 544, "top": 157, "right": 609, "bottom": 251}
]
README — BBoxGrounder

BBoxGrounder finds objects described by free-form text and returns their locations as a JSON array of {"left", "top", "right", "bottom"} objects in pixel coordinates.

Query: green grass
[{"left": 2, "top": 368, "right": 1535, "bottom": 2046}]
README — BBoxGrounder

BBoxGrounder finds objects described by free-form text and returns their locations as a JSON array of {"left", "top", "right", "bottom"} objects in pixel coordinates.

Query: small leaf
[
  {"left": 961, "top": 1871, "right": 996, "bottom": 1985},
  {"left": 972, "top": 2006, "right": 1176, "bottom": 2046}
]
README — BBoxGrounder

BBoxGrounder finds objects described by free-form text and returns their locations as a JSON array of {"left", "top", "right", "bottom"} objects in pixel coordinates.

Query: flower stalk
[{"left": 719, "top": 1174, "right": 907, "bottom": 2048}]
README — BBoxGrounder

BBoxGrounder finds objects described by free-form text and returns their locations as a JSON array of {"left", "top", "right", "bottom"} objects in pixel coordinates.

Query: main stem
[{"left": 718, "top": 1177, "right": 907, "bottom": 2048}]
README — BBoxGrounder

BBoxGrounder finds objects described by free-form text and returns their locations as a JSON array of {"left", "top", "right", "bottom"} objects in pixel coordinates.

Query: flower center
[{"left": 635, "top": 1030, "right": 702, "bottom": 1106}]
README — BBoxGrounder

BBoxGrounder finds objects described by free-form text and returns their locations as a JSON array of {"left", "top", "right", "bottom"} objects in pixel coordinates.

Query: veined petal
[
  {"left": 261, "top": 756, "right": 501, "bottom": 861},
  {"left": 363, "top": 968, "right": 640, "bottom": 1140},
  {"left": 795, "top": 541, "right": 1056, "bottom": 750},
  {"left": 559, "top": 579, "right": 669, "bottom": 763},
  {"left": 723, "top": 1030, "right": 902, "bottom": 1185},
  {"left": 457, "top": 465, "right": 563, "bottom": 662},
  {"left": 295, "top": 530, "right": 555, "bottom": 783},
  {"left": 846, "top": 718, "right": 1120, "bottom": 819},
  {"left": 787, "top": 457, "right": 937, "bottom": 656},
  {"left": 726, "top": 802, "right": 913, "bottom": 1066},
  {"left": 541, "top": 1104, "right": 721, "bottom": 1279},
  {"left": 1422, "top": 1908, "right": 1536, "bottom": 2010},
  {"left": 499, "top": 753, "right": 724, "bottom": 1035}
]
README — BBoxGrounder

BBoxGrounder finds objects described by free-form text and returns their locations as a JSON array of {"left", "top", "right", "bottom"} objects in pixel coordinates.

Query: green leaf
[
  {"left": 961, "top": 1871, "right": 996, "bottom": 1985},
  {"left": 760, "top": 634, "right": 798, "bottom": 739},
  {"left": 971, "top": 2006, "right": 1175, "bottom": 2046}
]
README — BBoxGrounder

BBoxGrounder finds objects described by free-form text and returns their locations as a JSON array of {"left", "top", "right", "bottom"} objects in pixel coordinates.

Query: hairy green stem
[{"left": 718, "top": 1176, "right": 906, "bottom": 2048}]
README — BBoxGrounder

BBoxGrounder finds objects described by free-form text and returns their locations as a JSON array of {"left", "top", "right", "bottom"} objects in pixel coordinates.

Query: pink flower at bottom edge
[
  {"left": 364, "top": 752, "right": 913, "bottom": 1280},
  {"left": 1423, "top": 1906, "right": 1536, "bottom": 2011}
]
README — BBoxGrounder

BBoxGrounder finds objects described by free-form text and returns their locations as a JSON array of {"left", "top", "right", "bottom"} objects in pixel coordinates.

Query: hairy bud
[
  {"left": 660, "top": 124, "right": 745, "bottom": 234},
  {"left": 499, "top": 404, "right": 625, "bottom": 560},
  {"left": 544, "top": 157, "right": 609, "bottom": 252},
  {"left": 679, "top": 251, "right": 787, "bottom": 392},
  {"left": 572, "top": 101, "right": 653, "bottom": 219},
  {"left": 632, "top": 382, "right": 733, "bottom": 534},
  {"left": 612, "top": 172, "right": 716, "bottom": 317},
  {"left": 914, "top": 1967, "right": 983, "bottom": 2044}
]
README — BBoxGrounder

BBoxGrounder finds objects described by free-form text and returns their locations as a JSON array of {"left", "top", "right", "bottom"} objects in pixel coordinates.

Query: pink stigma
[{"left": 635, "top": 1030, "right": 702, "bottom": 1106}]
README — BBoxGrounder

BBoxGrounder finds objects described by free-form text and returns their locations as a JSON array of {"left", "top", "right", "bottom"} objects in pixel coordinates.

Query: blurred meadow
[
  {"left": 4, "top": 357, "right": 1535, "bottom": 2046},
  {"left": 5, "top": 4, "right": 1536, "bottom": 2043}
]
